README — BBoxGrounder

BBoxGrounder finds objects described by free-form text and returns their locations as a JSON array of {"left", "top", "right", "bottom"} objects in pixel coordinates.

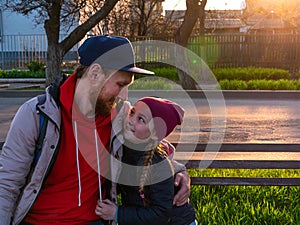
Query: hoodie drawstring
[
  {"left": 74, "top": 121, "right": 82, "bottom": 206},
  {"left": 74, "top": 121, "right": 103, "bottom": 207},
  {"left": 94, "top": 129, "right": 102, "bottom": 202}
]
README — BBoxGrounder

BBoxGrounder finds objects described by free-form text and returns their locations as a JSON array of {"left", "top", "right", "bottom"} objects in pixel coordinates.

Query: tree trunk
[
  {"left": 46, "top": 44, "right": 64, "bottom": 86},
  {"left": 43, "top": 0, "right": 62, "bottom": 86},
  {"left": 174, "top": 0, "right": 207, "bottom": 90},
  {"left": 6, "top": 0, "right": 120, "bottom": 86},
  {"left": 199, "top": 3, "right": 206, "bottom": 36},
  {"left": 44, "top": 0, "right": 120, "bottom": 86}
]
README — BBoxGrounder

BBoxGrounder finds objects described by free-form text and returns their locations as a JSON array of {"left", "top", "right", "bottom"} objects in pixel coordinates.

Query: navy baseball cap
[{"left": 78, "top": 35, "right": 154, "bottom": 75}]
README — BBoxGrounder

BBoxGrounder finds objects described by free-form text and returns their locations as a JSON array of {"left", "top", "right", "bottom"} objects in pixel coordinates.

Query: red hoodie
[{"left": 26, "top": 73, "right": 113, "bottom": 224}]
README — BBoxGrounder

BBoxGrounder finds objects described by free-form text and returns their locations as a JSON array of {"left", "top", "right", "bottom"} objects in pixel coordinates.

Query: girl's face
[{"left": 123, "top": 101, "right": 155, "bottom": 144}]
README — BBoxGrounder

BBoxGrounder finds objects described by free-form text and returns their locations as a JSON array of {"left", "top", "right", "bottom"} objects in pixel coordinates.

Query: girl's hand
[{"left": 95, "top": 199, "right": 117, "bottom": 220}]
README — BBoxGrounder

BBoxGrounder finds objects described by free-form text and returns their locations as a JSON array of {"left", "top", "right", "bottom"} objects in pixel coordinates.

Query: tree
[
  {"left": 174, "top": 0, "right": 207, "bottom": 90},
  {"left": 6, "top": 0, "right": 120, "bottom": 85},
  {"left": 100, "top": 0, "right": 168, "bottom": 38},
  {"left": 130, "top": 0, "right": 164, "bottom": 36}
]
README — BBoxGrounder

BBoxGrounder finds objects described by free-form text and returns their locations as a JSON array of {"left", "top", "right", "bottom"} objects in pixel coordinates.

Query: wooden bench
[
  {"left": 1, "top": 142, "right": 300, "bottom": 186},
  {"left": 173, "top": 143, "right": 300, "bottom": 186}
]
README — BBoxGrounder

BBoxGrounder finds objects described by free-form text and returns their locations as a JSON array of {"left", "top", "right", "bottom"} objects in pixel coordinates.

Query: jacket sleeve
[
  {"left": 0, "top": 99, "right": 39, "bottom": 224},
  {"left": 118, "top": 158, "right": 174, "bottom": 225}
]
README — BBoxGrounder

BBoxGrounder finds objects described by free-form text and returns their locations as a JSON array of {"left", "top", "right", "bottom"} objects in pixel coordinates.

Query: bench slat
[
  {"left": 2, "top": 142, "right": 300, "bottom": 186},
  {"left": 191, "top": 177, "right": 300, "bottom": 186},
  {"left": 6, "top": 142, "right": 300, "bottom": 152},
  {"left": 183, "top": 160, "right": 300, "bottom": 169},
  {"left": 174, "top": 152, "right": 300, "bottom": 161},
  {"left": 173, "top": 143, "right": 300, "bottom": 152}
]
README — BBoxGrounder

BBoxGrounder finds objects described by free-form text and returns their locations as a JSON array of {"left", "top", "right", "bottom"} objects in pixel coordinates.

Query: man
[{"left": 0, "top": 35, "right": 190, "bottom": 225}]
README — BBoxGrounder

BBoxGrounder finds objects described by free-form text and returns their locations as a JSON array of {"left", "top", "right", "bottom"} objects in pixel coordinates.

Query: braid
[
  {"left": 138, "top": 142, "right": 156, "bottom": 206},
  {"left": 138, "top": 142, "right": 168, "bottom": 206}
]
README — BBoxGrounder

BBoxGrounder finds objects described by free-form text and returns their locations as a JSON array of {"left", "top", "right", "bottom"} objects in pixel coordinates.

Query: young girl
[{"left": 95, "top": 97, "right": 197, "bottom": 225}]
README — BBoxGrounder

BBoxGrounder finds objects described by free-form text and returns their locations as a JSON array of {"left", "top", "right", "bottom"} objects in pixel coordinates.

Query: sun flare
[{"left": 162, "top": 0, "right": 246, "bottom": 11}]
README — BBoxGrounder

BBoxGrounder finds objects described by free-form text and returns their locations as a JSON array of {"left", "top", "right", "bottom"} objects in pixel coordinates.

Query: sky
[{"left": 162, "top": 0, "right": 246, "bottom": 10}]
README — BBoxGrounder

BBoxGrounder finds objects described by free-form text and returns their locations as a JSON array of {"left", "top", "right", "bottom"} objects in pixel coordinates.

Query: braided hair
[{"left": 138, "top": 141, "right": 168, "bottom": 207}]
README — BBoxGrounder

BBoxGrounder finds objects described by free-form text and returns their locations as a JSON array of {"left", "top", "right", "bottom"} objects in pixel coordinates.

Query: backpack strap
[
  {"left": 33, "top": 94, "right": 49, "bottom": 167},
  {"left": 32, "top": 74, "right": 68, "bottom": 166},
  {"left": 48, "top": 73, "right": 68, "bottom": 106}
]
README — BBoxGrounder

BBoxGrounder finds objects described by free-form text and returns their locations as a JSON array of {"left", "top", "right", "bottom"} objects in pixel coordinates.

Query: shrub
[
  {"left": 129, "top": 77, "right": 173, "bottom": 90},
  {"left": 0, "top": 69, "right": 45, "bottom": 78},
  {"left": 274, "top": 79, "right": 297, "bottom": 90},
  {"left": 247, "top": 80, "right": 273, "bottom": 90},
  {"left": 0, "top": 70, "right": 9, "bottom": 78},
  {"left": 294, "top": 79, "right": 300, "bottom": 90},
  {"left": 27, "top": 60, "right": 45, "bottom": 72},
  {"left": 151, "top": 67, "right": 178, "bottom": 81},
  {"left": 218, "top": 79, "right": 300, "bottom": 90},
  {"left": 219, "top": 79, "right": 247, "bottom": 90},
  {"left": 246, "top": 79, "right": 298, "bottom": 90},
  {"left": 213, "top": 67, "right": 290, "bottom": 81},
  {"left": 134, "top": 67, "right": 178, "bottom": 81},
  {"left": 294, "top": 71, "right": 300, "bottom": 79}
]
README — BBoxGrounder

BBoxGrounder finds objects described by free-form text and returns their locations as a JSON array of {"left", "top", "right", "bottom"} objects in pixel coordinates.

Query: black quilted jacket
[{"left": 117, "top": 144, "right": 174, "bottom": 225}]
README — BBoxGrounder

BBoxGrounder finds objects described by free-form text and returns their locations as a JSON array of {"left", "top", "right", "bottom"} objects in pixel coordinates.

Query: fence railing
[
  {"left": 1, "top": 34, "right": 300, "bottom": 72},
  {"left": 131, "top": 34, "right": 300, "bottom": 73},
  {"left": 0, "top": 34, "right": 78, "bottom": 70}
]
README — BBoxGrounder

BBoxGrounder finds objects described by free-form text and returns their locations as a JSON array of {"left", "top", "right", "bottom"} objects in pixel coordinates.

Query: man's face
[{"left": 95, "top": 70, "right": 133, "bottom": 116}]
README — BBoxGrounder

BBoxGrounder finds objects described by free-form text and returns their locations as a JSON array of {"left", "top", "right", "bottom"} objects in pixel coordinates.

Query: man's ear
[{"left": 87, "top": 63, "right": 105, "bottom": 81}]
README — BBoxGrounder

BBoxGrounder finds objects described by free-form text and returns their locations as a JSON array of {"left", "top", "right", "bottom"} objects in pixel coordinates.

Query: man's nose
[{"left": 118, "top": 86, "right": 128, "bottom": 100}]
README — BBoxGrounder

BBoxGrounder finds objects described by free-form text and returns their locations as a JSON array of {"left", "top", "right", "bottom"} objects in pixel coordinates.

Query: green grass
[
  {"left": 129, "top": 77, "right": 174, "bottom": 90},
  {"left": 0, "top": 69, "right": 45, "bottom": 78},
  {"left": 219, "top": 79, "right": 300, "bottom": 90},
  {"left": 188, "top": 169, "right": 300, "bottom": 224},
  {"left": 4, "top": 66, "right": 300, "bottom": 90},
  {"left": 213, "top": 67, "right": 291, "bottom": 81}
]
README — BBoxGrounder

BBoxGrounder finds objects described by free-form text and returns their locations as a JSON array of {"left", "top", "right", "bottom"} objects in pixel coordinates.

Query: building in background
[
  {"left": 248, "top": 11, "right": 297, "bottom": 34},
  {"left": 165, "top": 8, "right": 246, "bottom": 35}
]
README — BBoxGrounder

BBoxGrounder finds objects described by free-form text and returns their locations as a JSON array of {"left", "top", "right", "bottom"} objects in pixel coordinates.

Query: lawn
[{"left": 188, "top": 169, "right": 300, "bottom": 225}]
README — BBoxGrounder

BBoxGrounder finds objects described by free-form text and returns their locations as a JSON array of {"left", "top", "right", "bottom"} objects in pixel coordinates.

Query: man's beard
[{"left": 95, "top": 97, "right": 115, "bottom": 116}]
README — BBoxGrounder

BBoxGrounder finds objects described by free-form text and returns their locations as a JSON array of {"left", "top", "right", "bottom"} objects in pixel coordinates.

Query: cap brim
[{"left": 121, "top": 67, "right": 154, "bottom": 75}]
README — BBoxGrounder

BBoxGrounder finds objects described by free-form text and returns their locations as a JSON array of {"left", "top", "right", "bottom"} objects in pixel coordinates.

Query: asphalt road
[{"left": 1, "top": 96, "right": 300, "bottom": 144}]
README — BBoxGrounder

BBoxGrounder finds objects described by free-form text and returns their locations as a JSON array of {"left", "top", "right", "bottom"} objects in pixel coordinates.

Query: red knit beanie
[{"left": 138, "top": 97, "right": 184, "bottom": 141}]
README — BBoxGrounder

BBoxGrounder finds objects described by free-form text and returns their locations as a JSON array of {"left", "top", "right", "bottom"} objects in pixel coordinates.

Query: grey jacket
[
  {"left": 0, "top": 88, "right": 61, "bottom": 225},
  {"left": 0, "top": 90, "right": 186, "bottom": 225}
]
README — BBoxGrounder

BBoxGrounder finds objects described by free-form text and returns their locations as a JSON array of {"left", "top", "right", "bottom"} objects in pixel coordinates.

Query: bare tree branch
[{"left": 5, "top": 0, "right": 120, "bottom": 85}]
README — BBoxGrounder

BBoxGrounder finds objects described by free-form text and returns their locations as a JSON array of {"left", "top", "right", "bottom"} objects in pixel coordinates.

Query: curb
[
  {"left": 129, "top": 90, "right": 300, "bottom": 100},
  {"left": 0, "top": 90, "right": 45, "bottom": 97},
  {"left": 0, "top": 78, "right": 45, "bottom": 83}
]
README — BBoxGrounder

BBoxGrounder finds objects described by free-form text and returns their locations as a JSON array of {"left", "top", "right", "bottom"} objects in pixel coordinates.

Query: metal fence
[
  {"left": 1, "top": 34, "right": 300, "bottom": 72},
  {"left": 0, "top": 34, "right": 78, "bottom": 70},
  {"left": 131, "top": 34, "right": 300, "bottom": 73}
]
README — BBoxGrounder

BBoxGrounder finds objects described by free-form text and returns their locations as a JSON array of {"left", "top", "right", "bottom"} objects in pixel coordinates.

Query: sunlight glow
[{"left": 162, "top": 0, "right": 246, "bottom": 11}]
